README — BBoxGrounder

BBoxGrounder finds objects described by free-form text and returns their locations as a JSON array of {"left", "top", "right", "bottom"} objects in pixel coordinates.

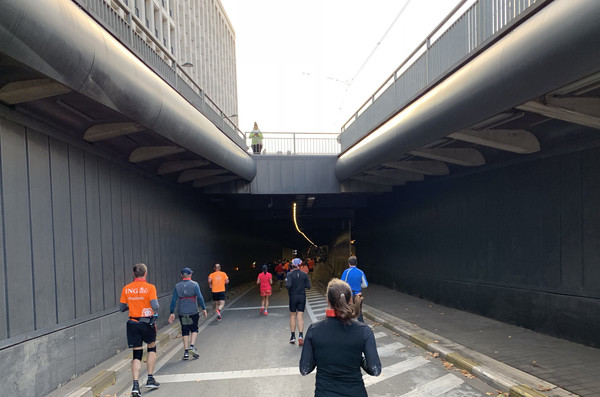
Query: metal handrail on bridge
[
  {"left": 341, "top": 0, "right": 546, "bottom": 135},
  {"left": 245, "top": 132, "right": 341, "bottom": 155}
]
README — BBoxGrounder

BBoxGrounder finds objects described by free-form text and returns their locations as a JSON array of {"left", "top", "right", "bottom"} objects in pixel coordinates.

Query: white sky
[{"left": 220, "top": 0, "right": 463, "bottom": 134}]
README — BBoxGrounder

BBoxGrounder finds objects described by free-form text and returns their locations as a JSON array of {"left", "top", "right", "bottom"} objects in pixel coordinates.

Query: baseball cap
[
  {"left": 181, "top": 267, "right": 193, "bottom": 275},
  {"left": 292, "top": 258, "right": 302, "bottom": 267}
]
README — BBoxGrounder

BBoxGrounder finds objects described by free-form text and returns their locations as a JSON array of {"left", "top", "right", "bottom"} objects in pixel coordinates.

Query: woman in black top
[{"left": 299, "top": 278, "right": 381, "bottom": 396}]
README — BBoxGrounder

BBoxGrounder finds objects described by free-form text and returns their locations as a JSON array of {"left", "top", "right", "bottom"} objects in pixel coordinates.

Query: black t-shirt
[
  {"left": 286, "top": 269, "right": 311, "bottom": 295},
  {"left": 299, "top": 316, "right": 381, "bottom": 396}
]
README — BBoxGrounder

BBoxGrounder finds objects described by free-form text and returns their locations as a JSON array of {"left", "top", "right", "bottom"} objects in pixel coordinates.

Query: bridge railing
[
  {"left": 340, "top": 0, "right": 548, "bottom": 151},
  {"left": 70, "top": 0, "right": 246, "bottom": 147},
  {"left": 246, "top": 133, "right": 341, "bottom": 155}
]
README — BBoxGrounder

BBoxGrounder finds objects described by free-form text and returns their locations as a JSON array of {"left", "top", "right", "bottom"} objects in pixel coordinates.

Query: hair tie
[{"left": 340, "top": 293, "right": 345, "bottom": 298}]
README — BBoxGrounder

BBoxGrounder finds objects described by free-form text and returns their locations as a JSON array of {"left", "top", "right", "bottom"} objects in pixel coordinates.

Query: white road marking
[
  {"left": 225, "top": 305, "right": 288, "bottom": 311},
  {"left": 374, "top": 331, "right": 387, "bottom": 339},
  {"left": 305, "top": 298, "right": 318, "bottom": 323},
  {"left": 400, "top": 373, "right": 464, "bottom": 396},
  {"left": 363, "top": 356, "right": 430, "bottom": 387},
  {"left": 155, "top": 367, "right": 300, "bottom": 383},
  {"left": 377, "top": 342, "right": 406, "bottom": 357}
]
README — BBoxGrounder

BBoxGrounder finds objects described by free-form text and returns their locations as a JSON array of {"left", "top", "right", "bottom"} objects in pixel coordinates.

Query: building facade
[{"left": 105, "top": 0, "right": 238, "bottom": 121}]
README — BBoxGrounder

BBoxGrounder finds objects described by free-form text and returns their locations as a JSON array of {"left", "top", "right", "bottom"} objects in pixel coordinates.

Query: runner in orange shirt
[
  {"left": 119, "top": 263, "right": 160, "bottom": 396},
  {"left": 208, "top": 263, "right": 229, "bottom": 321}
]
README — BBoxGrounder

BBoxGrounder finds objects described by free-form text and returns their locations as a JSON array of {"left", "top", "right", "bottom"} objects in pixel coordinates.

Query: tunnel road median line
[{"left": 362, "top": 304, "right": 575, "bottom": 397}]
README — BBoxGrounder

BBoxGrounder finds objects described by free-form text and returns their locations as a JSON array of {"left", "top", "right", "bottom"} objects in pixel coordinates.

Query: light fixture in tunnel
[{"left": 293, "top": 202, "right": 317, "bottom": 247}]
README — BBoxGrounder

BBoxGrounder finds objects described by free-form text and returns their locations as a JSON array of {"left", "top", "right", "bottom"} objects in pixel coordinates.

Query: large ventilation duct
[
  {"left": 336, "top": 0, "right": 600, "bottom": 181},
  {"left": 0, "top": 0, "right": 256, "bottom": 181}
]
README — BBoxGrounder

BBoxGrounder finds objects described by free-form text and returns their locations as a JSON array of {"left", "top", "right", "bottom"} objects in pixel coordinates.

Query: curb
[{"left": 362, "top": 304, "right": 578, "bottom": 397}]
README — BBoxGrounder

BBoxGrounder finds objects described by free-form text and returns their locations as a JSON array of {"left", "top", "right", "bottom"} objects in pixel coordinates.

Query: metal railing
[
  {"left": 246, "top": 133, "right": 341, "bottom": 155},
  {"left": 341, "top": 0, "right": 548, "bottom": 142},
  {"left": 70, "top": 0, "right": 246, "bottom": 147}
]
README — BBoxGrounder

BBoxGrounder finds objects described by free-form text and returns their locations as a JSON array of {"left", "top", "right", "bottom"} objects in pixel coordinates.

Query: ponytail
[{"left": 326, "top": 278, "right": 361, "bottom": 323}]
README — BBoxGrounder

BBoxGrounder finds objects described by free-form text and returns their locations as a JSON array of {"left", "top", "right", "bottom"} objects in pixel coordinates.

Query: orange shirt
[
  {"left": 208, "top": 271, "right": 228, "bottom": 293},
  {"left": 120, "top": 278, "right": 158, "bottom": 318}
]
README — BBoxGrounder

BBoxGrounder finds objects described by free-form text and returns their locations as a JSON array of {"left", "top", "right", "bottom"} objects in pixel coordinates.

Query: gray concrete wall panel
[
  {"left": 356, "top": 147, "right": 600, "bottom": 346},
  {"left": 50, "top": 140, "right": 76, "bottom": 323},
  {"left": 69, "top": 146, "right": 91, "bottom": 318},
  {"left": 250, "top": 156, "right": 340, "bottom": 194},
  {"left": 98, "top": 159, "right": 115, "bottom": 307},
  {"left": 1, "top": 118, "right": 35, "bottom": 336},
  {"left": 27, "top": 130, "right": 56, "bottom": 330},
  {"left": 84, "top": 152, "right": 104, "bottom": 313}
]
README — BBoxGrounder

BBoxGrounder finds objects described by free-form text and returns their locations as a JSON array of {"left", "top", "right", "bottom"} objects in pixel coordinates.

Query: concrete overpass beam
[
  {"left": 366, "top": 169, "right": 424, "bottom": 182},
  {"left": 178, "top": 169, "right": 227, "bottom": 183},
  {"left": 352, "top": 175, "right": 405, "bottom": 186},
  {"left": 409, "top": 148, "right": 486, "bottom": 167},
  {"left": 517, "top": 97, "right": 600, "bottom": 130},
  {"left": 0, "top": 79, "right": 70, "bottom": 104},
  {"left": 448, "top": 129, "right": 540, "bottom": 154},
  {"left": 157, "top": 160, "right": 209, "bottom": 175},
  {"left": 83, "top": 122, "right": 143, "bottom": 142},
  {"left": 129, "top": 146, "right": 185, "bottom": 163},
  {"left": 192, "top": 175, "right": 239, "bottom": 188},
  {"left": 384, "top": 160, "right": 449, "bottom": 176}
]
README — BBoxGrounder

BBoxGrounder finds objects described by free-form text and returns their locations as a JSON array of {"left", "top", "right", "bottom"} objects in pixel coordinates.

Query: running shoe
[
  {"left": 145, "top": 378, "right": 160, "bottom": 389},
  {"left": 182, "top": 351, "right": 190, "bottom": 360},
  {"left": 189, "top": 346, "right": 199, "bottom": 359},
  {"left": 131, "top": 385, "right": 141, "bottom": 396},
  {"left": 264, "top": 309, "right": 268, "bottom": 316},
  {"left": 259, "top": 307, "right": 264, "bottom": 315},
  {"left": 289, "top": 336, "right": 296, "bottom": 344},
  {"left": 216, "top": 309, "right": 222, "bottom": 321},
  {"left": 298, "top": 336, "right": 304, "bottom": 346}
]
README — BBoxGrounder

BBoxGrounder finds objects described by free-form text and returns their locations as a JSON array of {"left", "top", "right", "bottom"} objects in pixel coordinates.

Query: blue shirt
[
  {"left": 341, "top": 267, "right": 368, "bottom": 295},
  {"left": 169, "top": 279, "right": 206, "bottom": 315}
]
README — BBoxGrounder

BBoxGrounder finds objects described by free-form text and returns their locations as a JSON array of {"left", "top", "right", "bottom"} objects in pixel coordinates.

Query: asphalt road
[{"left": 105, "top": 282, "right": 502, "bottom": 397}]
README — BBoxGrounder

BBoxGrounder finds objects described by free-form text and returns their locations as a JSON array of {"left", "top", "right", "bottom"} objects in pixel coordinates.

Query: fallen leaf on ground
[
  {"left": 461, "top": 369, "right": 476, "bottom": 379},
  {"left": 442, "top": 361, "right": 454, "bottom": 370},
  {"left": 537, "top": 385, "right": 552, "bottom": 391}
]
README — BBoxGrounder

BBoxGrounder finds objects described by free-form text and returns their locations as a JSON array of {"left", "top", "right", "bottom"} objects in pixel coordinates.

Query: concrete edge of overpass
[{"left": 362, "top": 305, "right": 575, "bottom": 397}]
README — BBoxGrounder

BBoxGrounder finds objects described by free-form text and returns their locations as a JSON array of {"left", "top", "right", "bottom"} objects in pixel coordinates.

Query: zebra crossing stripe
[
  {"left": 399, "top": 373, "right": 464, "bottom": 396},
  {"left": 363, "top": 356, "right": 430, "bottom": 387},
  {"left": 374, "top": 331, "right": 387, "bottom": 339},
  {"left": 377, "top": 342, "right": 406, "bottom": 357}
]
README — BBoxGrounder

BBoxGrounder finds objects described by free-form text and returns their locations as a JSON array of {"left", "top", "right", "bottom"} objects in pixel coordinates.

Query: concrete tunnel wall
[
  {"left": 0, "top": 110, "right": 279, "bottom": 396},
  {"left": 354, "top": 145, "right": 600, "bottom": 348}
]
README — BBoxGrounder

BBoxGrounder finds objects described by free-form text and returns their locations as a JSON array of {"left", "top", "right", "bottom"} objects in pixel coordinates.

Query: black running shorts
[
  {"left": 212, "top": 292, "right": 226, "bottom": 301},
  {"left": 179, "top": 312, "right": 200, "bottom": 336},
  {"left": 126, "top": 320, "right": 156, "bottom": 348},
  {"left": 289, "top": 294, "right": 306, "bottom": 312}
]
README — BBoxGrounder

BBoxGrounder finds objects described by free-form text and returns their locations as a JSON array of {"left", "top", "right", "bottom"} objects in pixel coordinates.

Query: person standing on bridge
[
  {"left": 168, "top": 267, "right": 208, "bottom": 360},
  {"left": 249, "top": 121, "right": 264, "bottom": 154},
  {"left": 299, "top": 278, "right": 381, "bottom": 396},
  {"left": 257, "top": 264, "right": 273, "bottom": 315},
  {"left": 286, "top": 258, "right": 311, "bottom": 345},
  {"left": 119, "top": 263, "right": 161, "bottom": 396},
  {"left": 341, "top": 256, "right": 368, "bottom": 322},
  {"left": 208, "top": 263, "right": 229, "bottom": 321}
]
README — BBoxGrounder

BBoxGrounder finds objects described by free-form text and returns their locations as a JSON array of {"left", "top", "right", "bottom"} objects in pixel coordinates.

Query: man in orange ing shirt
[
  {"left": 120, "top": 263, "right": 160, "bottom": 396},
  {"left": 208, "top": 263, "right": 229, "bottom": 321}
]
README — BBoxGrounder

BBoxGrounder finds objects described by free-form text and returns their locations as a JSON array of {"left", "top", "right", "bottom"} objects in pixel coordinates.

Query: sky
[{"left": 219, "top": 0, "right": 464, "bottom": 134}]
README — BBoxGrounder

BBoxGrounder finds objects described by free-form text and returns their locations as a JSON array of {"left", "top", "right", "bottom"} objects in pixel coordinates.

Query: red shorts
[{"left": 260, "top": 290, "right": 272, "bottom": 296}]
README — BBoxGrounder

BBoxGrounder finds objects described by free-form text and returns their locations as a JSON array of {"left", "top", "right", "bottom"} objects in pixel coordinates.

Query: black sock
[
  {"left": 291, "top": 332, "right": 295, "bottom": 339},
  {"left": 148, "top": 374, "right": 154, "bottom": 379},
  {"left": 299, "top": 332, "right": 303, "bottom": 338},
  {"left": 190, "top": 344, "right": 194, "bottom": 349},
  {"left": 133, "top": 380, "right": 139, "bottom": 387}
]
